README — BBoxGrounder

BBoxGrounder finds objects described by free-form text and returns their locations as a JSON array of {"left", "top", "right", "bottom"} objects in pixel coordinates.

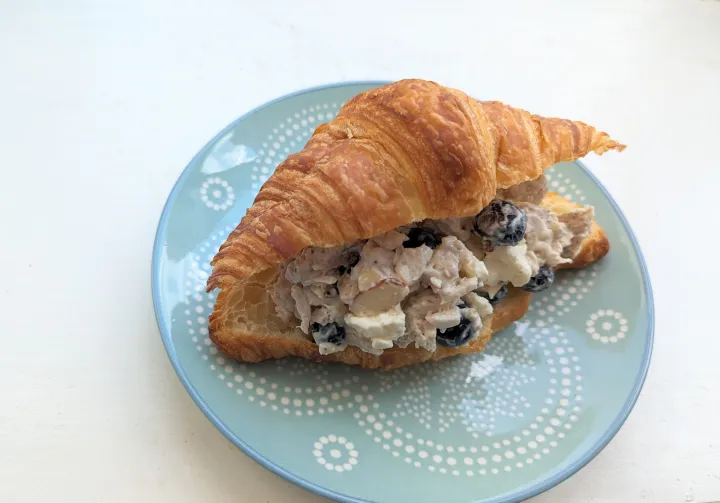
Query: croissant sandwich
[{"left": 205, "top": 79, "right": 625, "bottom": 370}]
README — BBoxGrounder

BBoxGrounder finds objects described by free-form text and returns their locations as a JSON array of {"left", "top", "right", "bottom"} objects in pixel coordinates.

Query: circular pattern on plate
[
  {"left": 314, "top": 435, "right": 359, "bottom": 472},
  {"left": 586, "top": 310, "right": 630, "bottom": 343},
  {"left": 200, "top": 177, "right": 235, "bottom": 211}
]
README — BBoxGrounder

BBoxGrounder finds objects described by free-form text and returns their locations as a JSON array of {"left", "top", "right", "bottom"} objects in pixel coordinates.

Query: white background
[{"left": 1, "top": 0, "right": 719, "bottom": 502}]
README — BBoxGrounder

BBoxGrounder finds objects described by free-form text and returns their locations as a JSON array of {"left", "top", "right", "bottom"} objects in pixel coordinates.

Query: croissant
[{"left": 206, "top": 79, "right": 624, "bottom": 369}]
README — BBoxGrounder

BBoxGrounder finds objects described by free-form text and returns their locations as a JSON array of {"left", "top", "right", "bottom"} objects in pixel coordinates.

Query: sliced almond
[
  {"left": 426, "top": 306, "right": 461, "bottom": 330},
  {"left": 311, "top": 275, "right": 338, "bottom": 285},
  {"left": 350, "top": 278, "right": 409, "bottom": 315},
  {"left": 357, "top": 267, "right": 385, "bottom": 292}
]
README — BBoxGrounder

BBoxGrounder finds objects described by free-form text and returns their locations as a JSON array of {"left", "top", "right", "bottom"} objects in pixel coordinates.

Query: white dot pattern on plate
[
  {"left": 196, "top": 103, "right": 341, "bottom": 213},
  {"left": 250, "top": 103, "right": 342, "bottom": 190},
  {"left": 545, "top": 171, "right": 585, "bottom": 202},
  {"left": 181, "top": 105, "right": 622, "bottom": 478},
  {"left": 586, "top": 309, "right": 630, "bottom": 343},
  {"left": 200, "top": 176, "right": 235, "bottom": 211},
  {"left": 313, "top": 435, "right": 359, "bottom": 472}
]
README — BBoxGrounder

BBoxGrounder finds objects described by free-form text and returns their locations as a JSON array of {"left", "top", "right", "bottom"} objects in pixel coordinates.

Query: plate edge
[{"left": 150, "top": 82, "right": 655, "bottom": 503}]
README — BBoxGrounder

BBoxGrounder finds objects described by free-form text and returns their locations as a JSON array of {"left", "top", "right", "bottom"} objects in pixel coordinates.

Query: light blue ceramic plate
[{"left": 152, "top": 82, "right": 653, "bottom": 503}]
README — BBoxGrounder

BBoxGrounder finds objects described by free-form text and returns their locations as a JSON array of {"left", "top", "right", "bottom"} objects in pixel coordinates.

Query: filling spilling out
[{"left": 270, "top": 175, "right": 594, "bottom": 355}]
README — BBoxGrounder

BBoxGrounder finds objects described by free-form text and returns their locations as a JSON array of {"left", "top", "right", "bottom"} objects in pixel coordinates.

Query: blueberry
[
  {"left": 477, "top": 283, "right": 508, "bottom": 306},
  {"left": 436, "top": 317, "right": 475, "bottom": 348},
  {"left": 522, "top": 265, "right": 554, "bottom": 292},
  {"left": 405, "top": 227, "right": 443, "bottom": 249},
  {"left": 472, "top": 200, "right": 526, "bottom": 246},
  {"left": 311, "top": 322, "right": 346, "bottom": 345}
]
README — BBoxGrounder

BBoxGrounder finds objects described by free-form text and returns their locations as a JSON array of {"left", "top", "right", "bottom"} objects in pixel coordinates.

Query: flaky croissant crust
[{"left": 207, "top": 79, "right": 624, "bottom": 292}]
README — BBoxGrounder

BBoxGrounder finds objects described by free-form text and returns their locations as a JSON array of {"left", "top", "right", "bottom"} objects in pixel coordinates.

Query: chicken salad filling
[{"left": 270, "top": 175, "right": 594, "bottom": 356}]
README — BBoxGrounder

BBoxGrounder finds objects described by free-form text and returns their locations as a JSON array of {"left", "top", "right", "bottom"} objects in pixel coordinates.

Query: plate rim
[{"left": 151, "top": 80, "right": 655, "bottom": 503}]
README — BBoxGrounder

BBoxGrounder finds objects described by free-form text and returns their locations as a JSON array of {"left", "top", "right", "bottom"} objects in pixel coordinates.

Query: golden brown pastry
[{"left": 205, "top": 78, "right": 624, "bottom": 369}]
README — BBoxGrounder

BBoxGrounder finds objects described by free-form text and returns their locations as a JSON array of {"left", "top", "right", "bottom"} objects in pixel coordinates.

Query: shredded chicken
[
  {"left": 423, "top": 236, "right": 488, "bottom": 303},
  {"left": 559, "top": 207, "right": 594, "bottom": 258},
  {"left": 271, "top": 176, "right": 593, "bottom": 356},
  {"left": 518, "top": 203, "right": 574, "bottom": 273}
]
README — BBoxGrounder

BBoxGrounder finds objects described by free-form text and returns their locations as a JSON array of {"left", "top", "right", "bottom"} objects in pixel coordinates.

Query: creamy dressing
[{"left": 271, "top": 175, "right": 593, "bottom": 355}]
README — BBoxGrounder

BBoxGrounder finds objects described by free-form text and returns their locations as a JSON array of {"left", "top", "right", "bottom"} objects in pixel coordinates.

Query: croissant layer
[{"left": 207, "top": 79, "right": 623, "bottom": 292}]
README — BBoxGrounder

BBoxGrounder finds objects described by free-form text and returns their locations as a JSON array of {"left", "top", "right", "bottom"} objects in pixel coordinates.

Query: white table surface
[{"left": 2, "top": 1, "right": 719, "bottom": 502}]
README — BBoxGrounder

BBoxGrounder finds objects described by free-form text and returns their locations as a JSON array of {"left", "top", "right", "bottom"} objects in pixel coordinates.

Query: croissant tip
[
  {"left": 597, "top": 139, "right": 627, "bottom": 154},
  {"left": 590, "top": 131, "right": 626, "bottom": 155}
]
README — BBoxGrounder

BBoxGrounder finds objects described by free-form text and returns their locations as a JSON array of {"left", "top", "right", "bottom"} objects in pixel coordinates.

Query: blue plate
[{"left": 152, "top": 82, "right": 653, "bottom": 503}]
